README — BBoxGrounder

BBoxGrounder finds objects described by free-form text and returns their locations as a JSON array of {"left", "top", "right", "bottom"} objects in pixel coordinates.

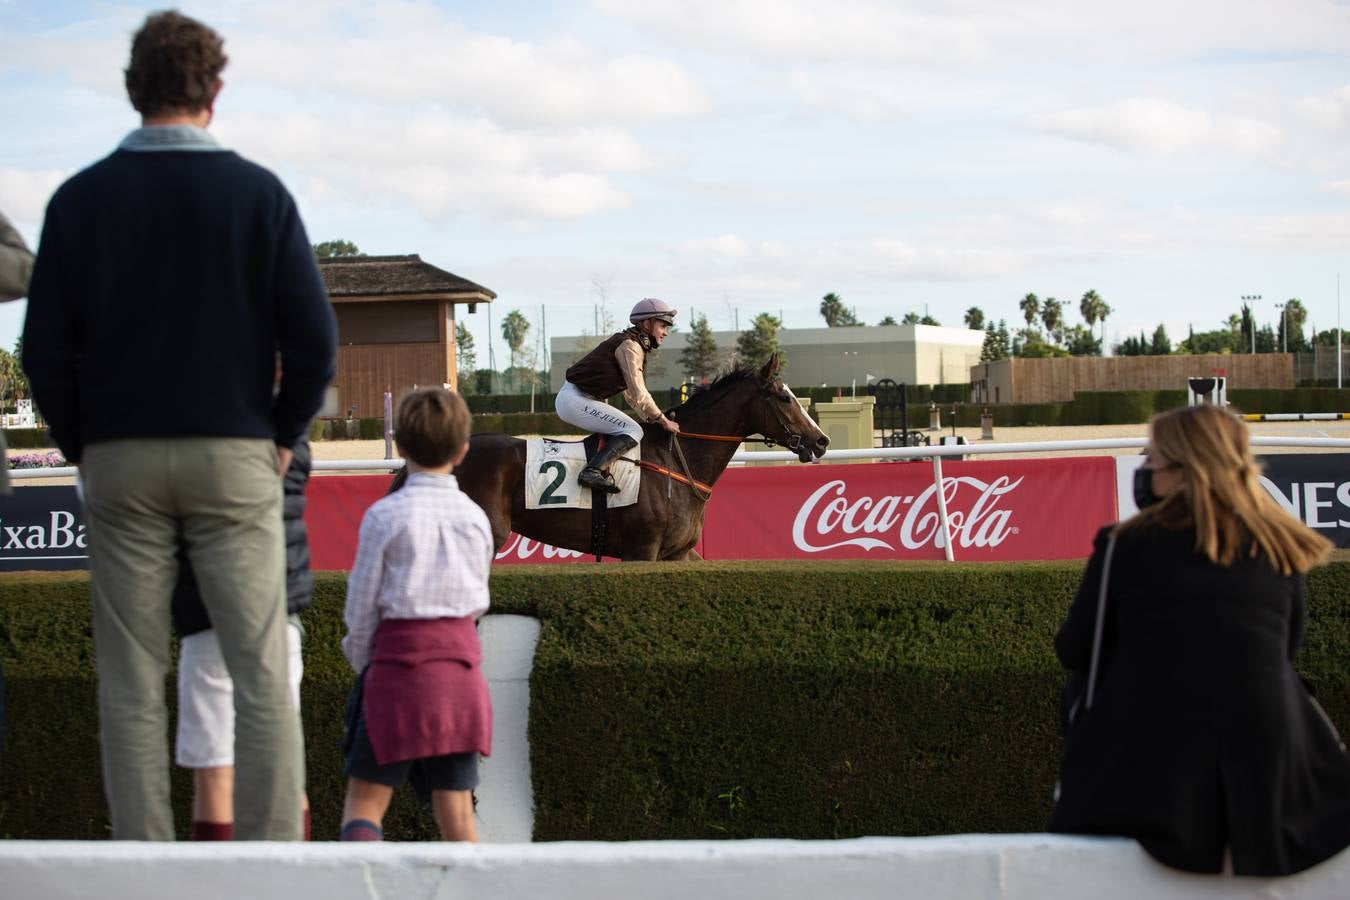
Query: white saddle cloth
[{"left": 524, "top": 438, "right": 641, "bottom": 510}]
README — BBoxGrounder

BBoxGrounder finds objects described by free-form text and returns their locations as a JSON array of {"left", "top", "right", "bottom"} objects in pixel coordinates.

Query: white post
[
  {"left": 1338, "top": 275, "right": 1343, "bottom": 389},
  {"left": 931, "top": 454, "right": 955, "bottom": 563}
]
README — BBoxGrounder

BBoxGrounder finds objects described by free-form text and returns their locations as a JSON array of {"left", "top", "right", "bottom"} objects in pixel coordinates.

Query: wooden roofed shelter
[{"left": 317, "top": 254, "right": 495, "bottom": 419}]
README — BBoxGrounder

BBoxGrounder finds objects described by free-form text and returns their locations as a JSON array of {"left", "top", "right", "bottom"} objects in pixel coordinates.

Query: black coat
[
  {"left": 171, "top": 440, "right": 314, "bottom": 637},
  {"left": 1049, "top": 524, "right": 1350, "bottom": 876}
]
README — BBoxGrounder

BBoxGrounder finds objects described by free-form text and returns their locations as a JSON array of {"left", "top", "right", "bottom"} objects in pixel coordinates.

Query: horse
[{"left": 454, "top": 354, "right": 829, "bottom": 561}]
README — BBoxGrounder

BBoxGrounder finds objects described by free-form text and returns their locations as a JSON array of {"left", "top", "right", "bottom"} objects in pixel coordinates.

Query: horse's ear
[{"left": 758, "top": 353, "right": 780, "bottom": 381}]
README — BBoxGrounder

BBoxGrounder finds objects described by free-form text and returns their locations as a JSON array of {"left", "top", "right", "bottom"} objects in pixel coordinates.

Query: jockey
[{"left": 557, "top": 298, "right": 682, "bottom": 493}]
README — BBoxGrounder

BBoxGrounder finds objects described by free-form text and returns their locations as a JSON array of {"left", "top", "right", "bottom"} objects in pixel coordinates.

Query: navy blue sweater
[{"left": 23, "top": 148, "right": 336, "bottom": 463}]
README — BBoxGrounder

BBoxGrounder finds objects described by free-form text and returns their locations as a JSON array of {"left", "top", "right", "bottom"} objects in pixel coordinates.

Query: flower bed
[{"left": 6, "top": 450, "right": 68, "bottom": 469}]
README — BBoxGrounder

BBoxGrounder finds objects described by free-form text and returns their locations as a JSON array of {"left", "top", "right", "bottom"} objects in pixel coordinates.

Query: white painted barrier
[{"left": 1, "top": 836, "right": 1347, "bottom": 900}]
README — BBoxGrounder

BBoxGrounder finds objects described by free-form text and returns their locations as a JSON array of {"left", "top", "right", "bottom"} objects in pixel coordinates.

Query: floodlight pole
[{"left": 1241, "top": 294, "right": 1262, "bottom": 354}]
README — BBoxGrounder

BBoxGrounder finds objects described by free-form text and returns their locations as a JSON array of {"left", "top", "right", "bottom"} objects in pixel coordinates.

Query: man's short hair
[
  {"left": 124, "top": 10, "right": 228, "bottom": 117},
  {"left": 395, "top": 388, "right": 471, "bottom": 468}
]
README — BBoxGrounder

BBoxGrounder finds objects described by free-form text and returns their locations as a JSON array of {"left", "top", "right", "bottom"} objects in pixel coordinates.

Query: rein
[{"left": 676, "top": 430, "right": 779, "bottom": 445}]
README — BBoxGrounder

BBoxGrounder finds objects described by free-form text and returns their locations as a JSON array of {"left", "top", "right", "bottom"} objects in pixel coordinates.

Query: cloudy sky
[{"left": 2, "top": 0, "right": 1348, "bottom": 372}]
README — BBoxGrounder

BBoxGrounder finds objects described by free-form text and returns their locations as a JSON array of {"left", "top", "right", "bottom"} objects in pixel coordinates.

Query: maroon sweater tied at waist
[{"left": 363, "top": 617, "right": 492, "bottom": 767}]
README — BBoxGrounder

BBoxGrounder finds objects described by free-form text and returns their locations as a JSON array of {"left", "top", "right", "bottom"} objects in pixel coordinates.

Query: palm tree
[
  {"left": 1040, "top": 297, "right": 1064, "bottom": 345},
  {"left": 1019, "top": 293, "right": 1040, "bottom": 328},
  {"left": 819, "top": 293, "right": 850, "bottom": 327},
  {"left": 501, "top": 309, "right": 530, "bottom": 370},
  {"left": 1079, "top": 289, "right": 1112, "bottom": 352},
  {"left": 963, "top": 307, "right": 985, "bottom": 330}
]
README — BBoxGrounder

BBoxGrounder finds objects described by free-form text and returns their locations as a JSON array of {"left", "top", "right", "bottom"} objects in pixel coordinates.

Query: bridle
[{"left": 635, "top": 376, "right": 815, "bottom": 499}]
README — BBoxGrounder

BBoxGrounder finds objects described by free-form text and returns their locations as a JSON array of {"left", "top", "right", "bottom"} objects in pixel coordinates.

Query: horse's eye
[{"left": 778, "top": 392, "right": 790, "bottom": 402}]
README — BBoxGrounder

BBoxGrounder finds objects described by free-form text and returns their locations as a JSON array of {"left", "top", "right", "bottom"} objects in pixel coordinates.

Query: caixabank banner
[
  {"left": 0, "top": 485, "right": 89, "bottom": 570},
  {"left": 1115, "top": 453, "right": 1350, "bottom": 548}
]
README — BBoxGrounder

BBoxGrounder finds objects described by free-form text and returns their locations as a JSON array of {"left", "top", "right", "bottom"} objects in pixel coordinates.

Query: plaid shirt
[{"left": 342, "top": 471, "right": 493, "bottom": 671}]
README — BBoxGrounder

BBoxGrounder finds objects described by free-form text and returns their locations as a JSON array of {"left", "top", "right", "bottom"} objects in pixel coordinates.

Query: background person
[
  {"left": 1050, "top": 404, "right": 1350, "bottom": 875},
  {"left": 339, "top": 388, "right": 493, "bottom": 842},
  {"left": 556, "top": 298, "right": 680, "bottom": 493},
  {"left": 21, "top": 10, "right": 336, "bottom": 840},
  {"left": 173, "top": 438, "right": 314, "bottom": 840}
]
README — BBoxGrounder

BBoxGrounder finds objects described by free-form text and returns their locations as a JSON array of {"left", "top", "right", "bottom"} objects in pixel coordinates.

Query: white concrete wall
[
  {"left": 475, "top": 614, "right": 541, "bottom": 842},
  {"left": 2, "top": 837, "right": 1347, "bottom": 900}
]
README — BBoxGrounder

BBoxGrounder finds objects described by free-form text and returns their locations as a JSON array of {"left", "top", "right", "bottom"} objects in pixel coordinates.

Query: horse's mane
[{"left": 666, "top": 364, "right": 759, "bottom": 416}]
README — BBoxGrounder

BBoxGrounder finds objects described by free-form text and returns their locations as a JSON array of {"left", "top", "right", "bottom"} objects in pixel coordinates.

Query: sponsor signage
[
  {"left": 1115, "top": 453, "right": 1349, "bottom": 547},
  {"left": 701, "top": 457, "right": 1117, "bottom": 561},
  {"left": 0, "top": 486, "right": 89, "bottom": 571}
]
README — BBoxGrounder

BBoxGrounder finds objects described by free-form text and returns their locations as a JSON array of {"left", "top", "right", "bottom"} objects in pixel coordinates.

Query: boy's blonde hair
[
  {"left": 1117, "top": 404, "right": 1331, "bottom": 574},
  {"left": 394, "top": 388, "right": 471, "bottom": 468}
]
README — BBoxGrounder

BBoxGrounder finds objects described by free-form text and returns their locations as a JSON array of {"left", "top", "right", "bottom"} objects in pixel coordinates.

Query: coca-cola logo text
[{"left": 791, "top": 476, "right": 1023, "bottom": 553}]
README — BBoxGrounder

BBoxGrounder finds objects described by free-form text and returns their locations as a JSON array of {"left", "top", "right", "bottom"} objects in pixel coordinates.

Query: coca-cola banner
[{"left": 701, "top": 457, "right": 1117, "bottom": 561}]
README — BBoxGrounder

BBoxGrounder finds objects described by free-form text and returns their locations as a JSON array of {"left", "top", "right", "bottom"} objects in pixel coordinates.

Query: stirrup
[{"left": 578, "top": 466, "right": 620, "bottom": 494}]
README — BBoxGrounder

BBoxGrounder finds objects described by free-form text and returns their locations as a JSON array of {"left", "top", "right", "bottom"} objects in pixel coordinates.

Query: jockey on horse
[{"left": 556, "top": 298, "right": 682, "bottom": 493}]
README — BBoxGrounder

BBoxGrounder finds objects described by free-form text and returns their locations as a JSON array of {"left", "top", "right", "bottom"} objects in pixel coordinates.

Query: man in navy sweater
[{"left": 22, "top": 10, "right": 335, "bottom": 841}]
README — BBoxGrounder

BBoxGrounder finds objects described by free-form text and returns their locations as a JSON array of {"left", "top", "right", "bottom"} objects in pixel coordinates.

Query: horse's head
[{"left": 752, "top": 354, "right": 829, "bottom": 463}]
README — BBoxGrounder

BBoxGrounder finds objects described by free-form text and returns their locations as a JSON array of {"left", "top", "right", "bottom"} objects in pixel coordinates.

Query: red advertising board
[
  {"left": 701, "top": 457, "right": 1117, "bottom": 561},
  {"left": 304, "top": 456, "right": 1118, "bottom": 568}
]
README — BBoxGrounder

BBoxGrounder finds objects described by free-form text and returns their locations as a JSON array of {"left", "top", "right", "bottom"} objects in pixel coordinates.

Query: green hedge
[
  {"left": 2, "top": 562, "right": 1347, "bottom": 841},
  {"left": 0, "top": 429, "right": 52, "bottom": 450}
]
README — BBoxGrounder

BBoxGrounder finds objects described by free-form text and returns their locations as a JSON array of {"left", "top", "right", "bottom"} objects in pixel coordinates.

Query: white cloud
[
  {"left": 0, "top": 167, "right": 70, "bottom": 225},
  {"left": 676, "top": 234, "right": 751, "bottom": 258},
  {"left": 1322, "top": 179, "right": 1350, "bottom": 198},
  {"left": 1032, "top": 98, "right": 1291, "bottom": 162},
  {"left": 229, "top": 9, "right": 707, "bottom": 127},
  {"left": 216, "top": 111, "right": 640, "bottom": 222},
  {"left": 595, "top": 0, "right": 1350, "bottom": 64},
  {"left": 787, "top": 70, "right": 904, "bottom": 121}
]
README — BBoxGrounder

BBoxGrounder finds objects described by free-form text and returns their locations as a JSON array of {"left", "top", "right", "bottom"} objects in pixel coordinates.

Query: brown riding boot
[{"left": 577, "top": 435, "right": 637, "bottom": 494}]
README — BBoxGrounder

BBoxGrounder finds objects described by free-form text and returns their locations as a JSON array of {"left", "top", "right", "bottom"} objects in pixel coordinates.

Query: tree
[
  {"left": 920, "top": 314, "right": 941, "bottom": 326},
  {"left": 901, "top": 312, "right": 921, "bottom": 324},
  {"left": 1019, "top": 292, "right": 1040, "bottom": 328},
  {"left": 1079, "top": 289, "right": 1111, "bottom": 349},
  {"left": 819, "top": 293, "right": 860, "bottom": 327},
  {"left": 313, "top": 239, "right": 362, "bottom": 258},
  {"left": 980, "top": 320, "right": 1010, "bottom": 361},
  {"left": 963, "top": 307, "right": 985, "bottom": 331},
  {"left": 1180, "top": 325, "right": 1240, "bottom": 355},
  {"left": 500, "top": 309, "right": 531, "bottom": 389},
  {"left": 1040, "top": 297, "right": 1064, "bottom": 345},
  {"left": 679, "top": 314, "right": 720, "bottom": 382},
  {"left": 1150, "top": 324, "right": 1171, "bottom": 356},
  {"left": 1115, "top": 332, "right": 1148, "bottom": 356},
  {"left": 454, "top": 322, "right": 477, "bottom": 392},
  {"left": 736, "top": 313, "right": 784, "bottom": 369},
  {"left": 1313, "top": 327, "right": 1344, "bottom": 346},
  {"left": 1277, "top": 298, "right": 1309, "bottom": 352},
  {"left": 877, "top": 315, "right": 898, "bottom": 326},
  {"left": 1065, "top": 325, "right": 1102, "bottom": 357}
]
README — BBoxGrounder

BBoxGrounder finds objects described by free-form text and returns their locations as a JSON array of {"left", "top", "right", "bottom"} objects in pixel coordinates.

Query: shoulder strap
[{"left": 1085, "top": 534, "right": 1117, "bottom": 712}]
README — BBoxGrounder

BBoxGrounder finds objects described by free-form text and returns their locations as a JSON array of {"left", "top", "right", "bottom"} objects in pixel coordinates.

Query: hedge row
[{"left": 1, "top": 561, "right": 1346, "bottom": 841}]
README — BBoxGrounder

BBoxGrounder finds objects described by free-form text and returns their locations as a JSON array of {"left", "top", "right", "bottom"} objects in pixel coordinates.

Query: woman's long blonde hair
[{"left": 1117, "top": 404, "right": 1332, "bottom": 574}]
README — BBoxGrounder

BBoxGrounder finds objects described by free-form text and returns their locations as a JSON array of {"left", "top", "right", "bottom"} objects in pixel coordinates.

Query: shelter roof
[{"left": 318, "top": 254, "right": 496, "bottom": 303}]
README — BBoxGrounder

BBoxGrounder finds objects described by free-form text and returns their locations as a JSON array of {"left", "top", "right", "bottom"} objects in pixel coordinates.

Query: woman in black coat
[{"left": 1049, "top": 404, "right": 1350, "bottom": 876}]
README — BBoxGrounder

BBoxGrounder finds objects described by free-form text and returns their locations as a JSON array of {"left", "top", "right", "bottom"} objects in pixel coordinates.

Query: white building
[{"left": 549, "top": 324, "right": 984, "bottom": 392}]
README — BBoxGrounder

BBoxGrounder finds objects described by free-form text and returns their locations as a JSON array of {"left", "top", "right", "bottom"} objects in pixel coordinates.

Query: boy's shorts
[
  {"left": 342, "top": 674, "right": 479, "bottom": 794},
  {"left": 175, "top": 622, "right": 304, "bottom": 769}
]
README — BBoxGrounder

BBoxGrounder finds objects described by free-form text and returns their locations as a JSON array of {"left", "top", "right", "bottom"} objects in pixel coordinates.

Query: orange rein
[
  {"left": 672, "top": 431, "right": 743, "bottom": 443},
  {"left": 633, "top": 460, "right": 714, "bottom": 495}
]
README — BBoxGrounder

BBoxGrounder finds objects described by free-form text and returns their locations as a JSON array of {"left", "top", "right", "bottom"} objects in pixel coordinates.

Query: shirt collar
[
  {"left": 119, "top": 125, "right": 225, "bottom": 153},
  {"left": 405, "top": 471, "right": 458, "bottom": 489}
]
